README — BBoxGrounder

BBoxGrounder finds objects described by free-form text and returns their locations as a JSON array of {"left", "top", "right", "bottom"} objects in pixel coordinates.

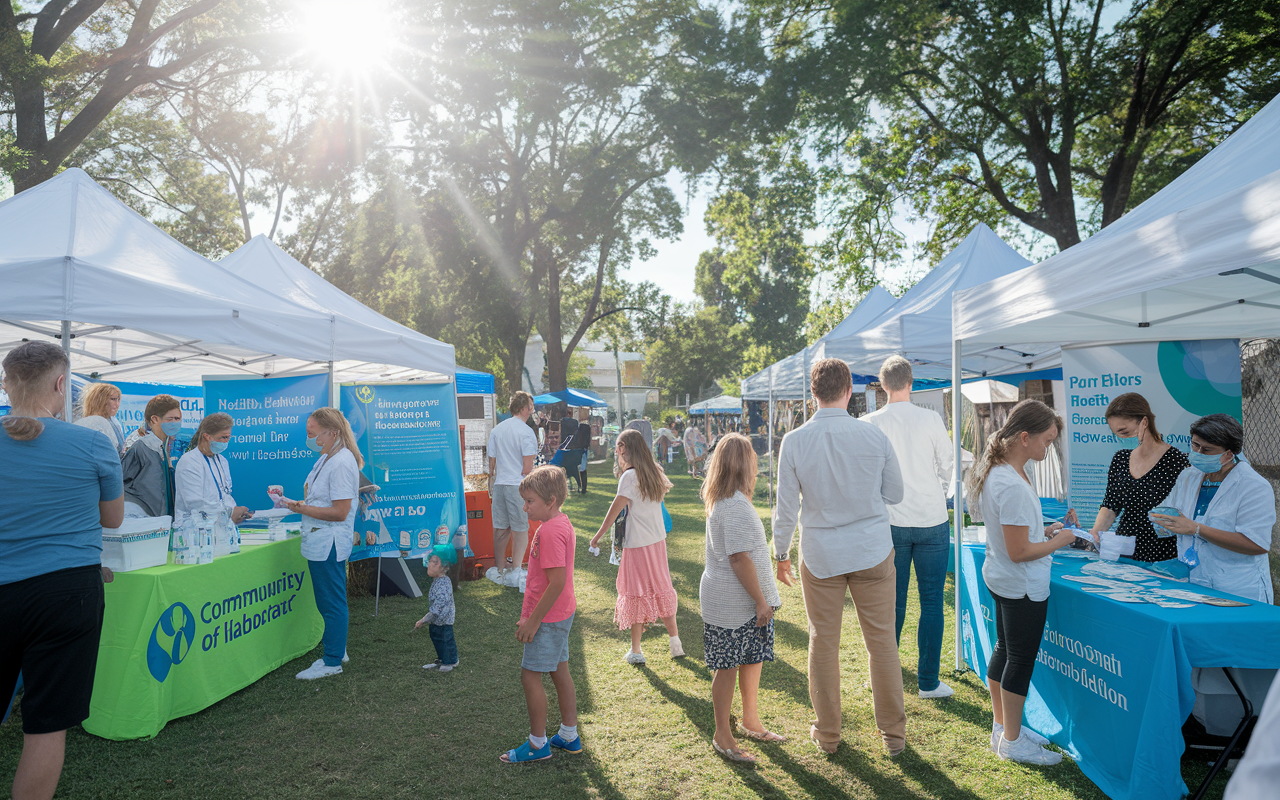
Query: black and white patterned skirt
[{"left": 702, "top": 617, "right": 775, "bottom": 671}]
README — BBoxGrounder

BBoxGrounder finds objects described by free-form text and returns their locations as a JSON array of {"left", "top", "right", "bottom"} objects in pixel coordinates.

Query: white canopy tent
[
  {"left": 740, "top": 285, "right": 898, "bottom": 401},
  {"left": 220, "top": 235, "right": 456, "bottom": 382},
  {"left": 0, "top": 170, "right": 455, "bottom": 417},
  {"left": 947, "top": 92, "right": 1280, "bottom": 670},
  {"left": 689, "top": 394, "right": 743, "bottom": 415},
  {"left": 825, "top": 223, "right": 1057, "bottom": 380}
]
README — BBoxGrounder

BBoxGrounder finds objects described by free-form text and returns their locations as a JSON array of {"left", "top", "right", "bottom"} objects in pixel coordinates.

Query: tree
[
  {"left": 0, "top": 1, "right": 285, "bottom": 192},
  {"left": 754, "top": 0, "right": 1280, "bottom": 261},
  {"left": 645, "top": 305, "right": 744, "bottom": 402},
  {"left": 695, "top": 155, "right": 816, "bottom": 374},
  {"left": 394, "top": 0, "right": 770, "bottom": 393}
]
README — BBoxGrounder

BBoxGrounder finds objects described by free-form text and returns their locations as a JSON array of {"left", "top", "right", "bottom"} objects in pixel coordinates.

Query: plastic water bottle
[
  {"left": 171, "top": 515, "right": 191, "bottom": 565},
  {"left": 196, "top": 512, "right": 214, "bottom": 565},
  {"left": 228, "top": 515, "right": 241, "bottom": 554}
]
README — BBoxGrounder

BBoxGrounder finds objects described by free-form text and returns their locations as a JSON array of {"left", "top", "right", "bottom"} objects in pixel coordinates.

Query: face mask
[
  {"left": 1116, "top": 436, "right": 1139, "bottom": 449},
  {"left": 161, "top": 420, "right": 182, "bottom": 437},
  {"left": 307, "top": 435, "right": 324, "bottom": 453},
  {"left": 209, "top": 440, "right": 229, "bottom": 455},
  {"left": 1189, "top": 450, "right": 1229, "bottom": 473}
]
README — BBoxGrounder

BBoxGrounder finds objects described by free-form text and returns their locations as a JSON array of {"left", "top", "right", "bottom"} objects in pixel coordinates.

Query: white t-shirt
[
  {"left": 980, "top": 463, "right": 1051, "bottom": 601},
  {"left": 174, "top": 449, "right": 236, "bottom": 516},
  {"left": 864, "top": 402, "right": 953, "bottom": 528},
  {"left": 617, "top": 468, "right": 667, "bottom": 549},
  {"left": 301, "top": 447, "right": 359, "bottom": 562},
  {"left": 487, "top": 416, "right": 538, "bottom": 486}
]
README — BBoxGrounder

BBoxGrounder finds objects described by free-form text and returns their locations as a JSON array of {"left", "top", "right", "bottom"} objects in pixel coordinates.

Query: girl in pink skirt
[{"left": 589, "top": 429, "right": 684, "bottom": 664}]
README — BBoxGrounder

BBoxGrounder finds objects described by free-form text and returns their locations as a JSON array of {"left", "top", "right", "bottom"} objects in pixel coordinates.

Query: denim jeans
[
  {"left": 307, "top": 542, "right": 348, "bottom": 667},
  {"left": 429, "top": 624, "right": 458, "bottom": 665},
  {"left": 891, "top": 521, "right": 951, "bottom": 691}
]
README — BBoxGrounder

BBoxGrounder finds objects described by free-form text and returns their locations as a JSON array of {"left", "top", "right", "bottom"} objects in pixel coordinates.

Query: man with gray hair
[{"left": 865, "top": 355, "right": 955, "bottom": 699}]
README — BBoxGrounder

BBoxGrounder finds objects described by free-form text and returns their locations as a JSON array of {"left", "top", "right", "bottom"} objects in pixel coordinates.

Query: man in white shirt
[
  {"left": 773, "top": 357, "right": 906, "bottom": 756},
  {"left": 865, "top": 355, "right": 956, "bottom": 700},
  {"left": 487, "top": 392, "right": 538, "bottom": 583}
]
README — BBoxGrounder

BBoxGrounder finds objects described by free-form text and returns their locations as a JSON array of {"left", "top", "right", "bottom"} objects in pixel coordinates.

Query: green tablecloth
[{"left": 83, "top": 539, "right": 323, "bottom": 740}]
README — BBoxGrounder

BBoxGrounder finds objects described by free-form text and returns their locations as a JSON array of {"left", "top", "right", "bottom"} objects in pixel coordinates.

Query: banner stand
[{"left": 373, "top": 566, "right": 382, "bottom": 617}]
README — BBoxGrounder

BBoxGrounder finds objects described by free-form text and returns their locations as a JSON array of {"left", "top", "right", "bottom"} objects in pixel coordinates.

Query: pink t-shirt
[{"left": 521, "top": 512, "right": 577, "bottom": 623}]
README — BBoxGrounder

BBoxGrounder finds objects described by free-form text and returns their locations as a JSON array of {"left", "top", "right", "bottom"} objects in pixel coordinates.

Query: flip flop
[
  {"left": 712, "top": 740, "right": 756, "bottom": 764},
  {"left": 738, "top": 726, "right": 787, "bottom": 743},
  {"left": 499, "top": 740, "right": 552, "bottom": 764}
]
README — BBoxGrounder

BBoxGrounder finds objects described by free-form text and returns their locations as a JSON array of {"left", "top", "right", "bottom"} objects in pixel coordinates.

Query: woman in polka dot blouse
[{"left": 1087, "top": 393, "right": 1189, "bottom": 562}]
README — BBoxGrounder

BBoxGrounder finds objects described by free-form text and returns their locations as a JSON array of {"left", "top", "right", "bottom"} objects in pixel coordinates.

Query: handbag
[{"left": 613, "top": 505, "right": 628, "bottom": 550}]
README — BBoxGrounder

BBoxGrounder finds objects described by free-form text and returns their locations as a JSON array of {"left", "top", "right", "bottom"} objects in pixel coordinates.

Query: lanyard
[
  {"left": 306, "top": 445, "right": 343, "bottom": 498},
  {"left": 204, "top": 454, "right": 230, "bottom": 501}
]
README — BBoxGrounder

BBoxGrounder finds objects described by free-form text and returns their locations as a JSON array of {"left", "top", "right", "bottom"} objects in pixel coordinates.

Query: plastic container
[
  {"left": 102, "top": 516, "right": 173, "bottom": 572},
  {"left": 1098, "top": 530, "right": 1135, "bottom": 561},
  {"left": 1148, "top": 506, "right": 1180, "bottom": 538}
]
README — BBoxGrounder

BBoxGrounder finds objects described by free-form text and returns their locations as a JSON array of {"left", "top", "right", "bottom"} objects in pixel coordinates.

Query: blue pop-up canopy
[{"left": 532, "top": 388, "right": 609, "bottom": 407}]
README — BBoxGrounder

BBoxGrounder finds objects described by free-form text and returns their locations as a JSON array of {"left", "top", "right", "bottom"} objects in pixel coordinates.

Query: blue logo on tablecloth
[{"left": 147, "top": 602, "right": 195, "bottom": 682}]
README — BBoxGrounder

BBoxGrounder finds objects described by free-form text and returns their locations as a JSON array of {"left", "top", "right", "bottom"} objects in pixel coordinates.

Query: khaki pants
[{"left": 801, "top": 552, "right": 906, "bottom": 753}]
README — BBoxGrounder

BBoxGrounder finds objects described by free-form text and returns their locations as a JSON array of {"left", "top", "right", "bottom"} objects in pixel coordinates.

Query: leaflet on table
[{"left": 340, "top": 381, "right": 467, "bottom": 562}]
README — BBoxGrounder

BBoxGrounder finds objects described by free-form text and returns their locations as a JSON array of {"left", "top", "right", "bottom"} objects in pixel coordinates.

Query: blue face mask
[
  {"left": 1189, "top": 450, "right": 1230, "bottom": 473},
  {"left": 161, "top": 420, "right": 182, "bottom": 437},
  {"left": 1117, "top": 436, "right": 1139, "bottom": 449},
  {"left": 209, "top": 440, "right": 228, "bottom": 455},
  {"left": 307, "top": 435, "right": 323, "bottom": 453}
]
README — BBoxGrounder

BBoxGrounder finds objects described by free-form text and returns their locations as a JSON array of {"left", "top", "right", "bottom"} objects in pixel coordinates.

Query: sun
[{"left": 296, "top": 0, "right": 397, "bottom": 76}]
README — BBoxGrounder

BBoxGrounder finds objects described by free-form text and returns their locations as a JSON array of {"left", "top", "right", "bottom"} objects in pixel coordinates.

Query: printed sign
[
  {"left": 1062, "top": 340, "right": 1241, "bottom": 528},
  {"left": 202, "top": 373, "right": 330, "bottom": 511},
  {"left": 340, "top": 381, "right": 466, "bottom": 562}
]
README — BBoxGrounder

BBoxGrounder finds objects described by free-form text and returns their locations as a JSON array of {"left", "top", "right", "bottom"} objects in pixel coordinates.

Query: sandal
[
  {"left": 738, "top": 727, "right": 787, "bottom": 743},
  {"left": 499, "top": 739, "right": 552, "bottom": 764},
  {"left": 712, "top": 740, "right": 756, "bottom": 764}
]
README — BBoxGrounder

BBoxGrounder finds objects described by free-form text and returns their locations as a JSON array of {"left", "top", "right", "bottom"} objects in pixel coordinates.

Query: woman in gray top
[{"left": 699, "top": 433, "right": 783, "bottom": 764}]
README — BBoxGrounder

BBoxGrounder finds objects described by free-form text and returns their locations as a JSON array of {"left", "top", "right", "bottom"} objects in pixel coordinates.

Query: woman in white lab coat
[
  {"left": 174, "top": 412, "right": 253, "bottom": 524},
  {"left": 1151, "top": 414, "right": 1274, "bottom": 604}
]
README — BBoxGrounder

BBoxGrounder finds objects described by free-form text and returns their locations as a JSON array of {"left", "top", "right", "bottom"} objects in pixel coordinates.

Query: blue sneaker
[{"left": 550, "top": 733, "right": 583, "bottom": 753}]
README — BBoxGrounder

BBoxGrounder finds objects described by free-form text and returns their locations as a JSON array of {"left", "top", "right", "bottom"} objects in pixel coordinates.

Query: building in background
[{"left": 523, "top": 335, "right": 658, "bottom": 420}]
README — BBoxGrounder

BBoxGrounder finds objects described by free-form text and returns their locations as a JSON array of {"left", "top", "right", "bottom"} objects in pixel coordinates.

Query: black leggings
[{"left": 986, "top": 591, "right": 1048, "bottom": 697}]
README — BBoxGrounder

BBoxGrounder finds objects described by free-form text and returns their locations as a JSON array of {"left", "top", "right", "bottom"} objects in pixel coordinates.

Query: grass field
[{"left": 1, "top": 459, "right": 1228, "bottom": 799}]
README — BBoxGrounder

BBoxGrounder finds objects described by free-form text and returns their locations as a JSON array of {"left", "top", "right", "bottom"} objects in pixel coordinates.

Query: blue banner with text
[
  {"left": 340, "top": 381, "right": 466, "bottom": 563},
  {"left": 202, "top": 373, "right": 330, "bottom": 512}
]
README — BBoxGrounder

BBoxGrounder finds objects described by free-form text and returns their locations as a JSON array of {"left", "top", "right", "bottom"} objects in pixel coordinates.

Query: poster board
[
  {"left": 201, "top": 373, "right": 331, "bottom": 511},
  {"left": 1062, "top": 340, "right": 1242, "bottom": 528},
  {"left": 340, "top": 381, "right": 466, "bottom": 562}
]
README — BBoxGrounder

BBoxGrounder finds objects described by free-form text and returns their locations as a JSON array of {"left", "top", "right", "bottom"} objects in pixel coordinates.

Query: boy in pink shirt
[{"left": 500, "top": 466, "right": 580, "bottom": 763}]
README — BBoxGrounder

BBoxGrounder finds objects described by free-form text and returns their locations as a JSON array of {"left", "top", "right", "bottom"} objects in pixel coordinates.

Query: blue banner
[
  {"left": 202, "top": 373, "right": 330, "bottom": 512},
  {"left": 81, "top": 378, "right": 204, "bottom": 435},
  {"left": 340, "top": 381, "right": 466, "bottom": 563},
  {"left": 958, "top": 543, "right": 1280, "bottom": 800}
]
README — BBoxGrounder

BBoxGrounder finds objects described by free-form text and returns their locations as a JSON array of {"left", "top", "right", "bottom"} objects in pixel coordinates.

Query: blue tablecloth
[{"left": 958, "top": 544, "right": 1280, "bottom": 800}]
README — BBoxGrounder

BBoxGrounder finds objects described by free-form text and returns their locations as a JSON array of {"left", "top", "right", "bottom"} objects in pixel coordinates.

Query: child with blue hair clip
[{"left": 414, "top": 544, "right": 459, "bottom": 672}]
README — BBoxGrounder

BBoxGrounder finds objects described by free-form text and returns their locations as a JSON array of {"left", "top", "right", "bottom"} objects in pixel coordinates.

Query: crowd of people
[{"left": 5, "top": 338, "right": 1279, "bottom": 795}]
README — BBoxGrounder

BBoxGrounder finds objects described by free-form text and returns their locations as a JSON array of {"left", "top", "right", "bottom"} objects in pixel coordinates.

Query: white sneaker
[
  {"left": 485, "top": 567, "right": 503, "bottom": 585},
  {"left": 997, "top": 732, "right": 1062, "bottom": 765},
  {"left": 296, "top": 663, "right": 343, "bottom": 680},
  {"left": 992, "top": 723, "right": 1049, "bottom": 750},
  {"left": 423, "top": 660, "right": 442, "bottom": 670},
  {"left": 502, "top": 568, "right": 525, "bottom": 589},
  {"left": 623, "top": 650, "right": 646, "bottom": 665},
  {"left": 438, "top": 660, "right": 458, "bottom": 673},
  {"left": 342, "top": 650, "right": 350, "bottom": 665},
  {"left": 919, "top": 681, "right": 954, "bottom": 699},
  {"left": 669, "top": 636, "right": 685, "bottom": 658}
]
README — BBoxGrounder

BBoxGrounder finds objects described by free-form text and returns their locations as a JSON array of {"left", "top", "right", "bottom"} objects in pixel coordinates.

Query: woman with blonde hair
[
  {"left": 699, "top": 433, "right": 783, "bottom": 764},
  {"left": 75, "top": 381, "right": 126, "bottom": 457},
  {"left": 967, "top": 400, "right": 1076, "bottom": 766},
  {"left": 286, "top": 407, "right": 363, "bottom": 680},
  {"left": 589, "top": 428, "right": 683, "bottom": 663}
]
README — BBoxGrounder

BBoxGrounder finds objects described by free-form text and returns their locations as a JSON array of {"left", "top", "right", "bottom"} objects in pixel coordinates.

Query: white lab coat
[
  {"left": 1158, "top": 461, "right": 1274, "bottom": 604},
  {"left": 174, "top": 449, "right": 237, "bottom": 518}
]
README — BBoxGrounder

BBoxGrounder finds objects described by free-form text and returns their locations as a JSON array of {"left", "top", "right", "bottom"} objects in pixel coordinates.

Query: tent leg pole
[
  {"left": 373, "top": 558, "right": 382, "bottom": 617},
  {"left": 953, "top": 338, "right": 964, "bottom": 673},
  {"left": 768, "top": 366, "right": 774, "bottom": 513},
  {"left": 60, "top": 320, "right": 73, "bottom": 420}
]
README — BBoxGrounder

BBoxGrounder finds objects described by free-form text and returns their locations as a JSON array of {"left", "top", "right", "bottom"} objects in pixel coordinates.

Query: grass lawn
[{"left": 2, "top": 459, "right": 1228, "bottom": 799}]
